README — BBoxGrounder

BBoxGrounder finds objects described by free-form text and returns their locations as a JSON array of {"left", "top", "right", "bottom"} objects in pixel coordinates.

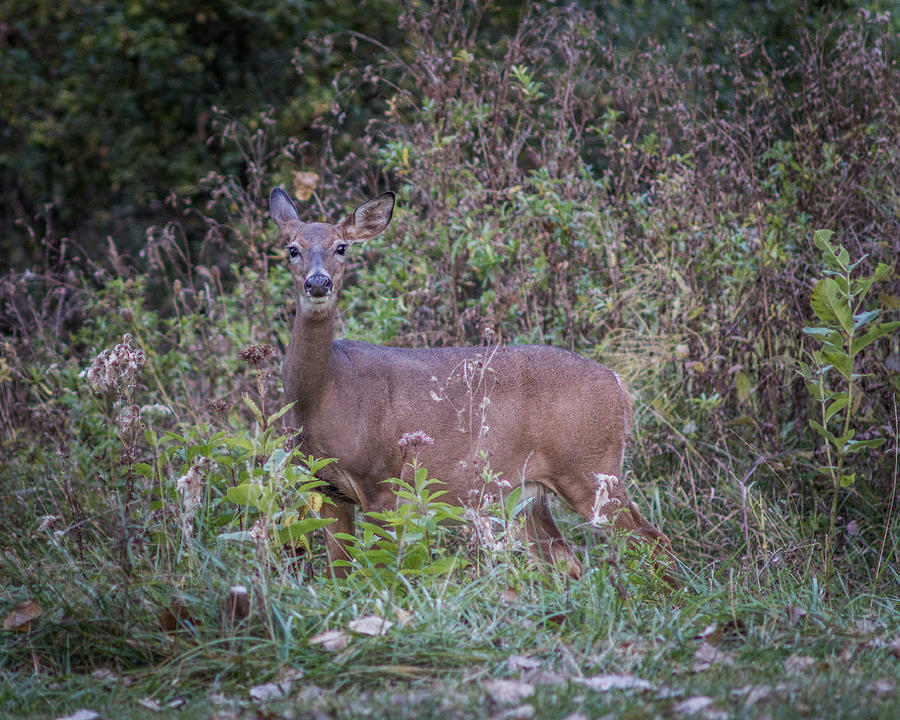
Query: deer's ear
[
  {"left": 341, "top": 191, "right": 395, "bottom": 242},
  {"left": 269, "top": 187, "right": 300, "bottom": 229}
]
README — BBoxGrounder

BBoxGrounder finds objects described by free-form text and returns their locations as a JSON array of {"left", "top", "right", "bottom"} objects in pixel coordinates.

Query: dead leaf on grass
[
  {"left": 4, "top": 599, "right": 43, "bottom": 631},
  {"left": 692, "top": 642, "right": 734, "bottom": 672},
  {"left": 744, "top": 685, "right": 772, "bottom": 707},
  {"left": 784, "top": 655, "right": 816, "bottom": 674},
  {"left": 889, "top": 636, "right": 900, "bottom": 659},
  {"left": 249, "top": 679, "right": 293, "bottom": 703},
  {"left": 54, "top": 712, "right": 99, "bottom": 720},
  {"left": 507, "top": 654, "right": 542, "bottom": 671},
  {"left": 787, "top": 604, "right": 807, "bottom": 625},
  {"left": 496, "top": 704, "right": 535, "bottom": 719},
  {"left": 484, "top": 679, "right": 535, "bottom": 704},
  {"left": 871, "top": 679, "right": 895, "bottom": 695},
  {"left": 348, "top": 614, "right": 393, "bottom": 636},
  {"left": 577, "top": 674, "right": 653, "bottom": 692},
  {"left": 673, "top": 695, "right": 715, "bottom": 715},
  {"left": 309, "top": 629, "right": 350, "bottom": 651},
  {"left": 694, "top": 621, "right": 718, "bottom": 641}
]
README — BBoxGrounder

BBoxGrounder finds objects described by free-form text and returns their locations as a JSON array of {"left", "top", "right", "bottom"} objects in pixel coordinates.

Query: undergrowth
[{"left": 2, "top": 2, "right": 899, "bottom": 718}]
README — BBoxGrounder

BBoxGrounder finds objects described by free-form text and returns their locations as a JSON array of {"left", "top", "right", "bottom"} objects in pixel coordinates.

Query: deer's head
[{"left": 269, "top": 188, "right": 395, "bottom": 318}]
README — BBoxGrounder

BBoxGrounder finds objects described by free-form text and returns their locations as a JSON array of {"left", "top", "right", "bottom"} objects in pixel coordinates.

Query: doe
[{"left": 269, "top": 187, "right": 674, "bottom": 579}]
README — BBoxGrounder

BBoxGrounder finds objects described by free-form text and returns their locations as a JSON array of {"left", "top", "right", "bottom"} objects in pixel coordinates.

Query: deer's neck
[{"left": 284, "top": 303, "right": 335, "bottom": 411}]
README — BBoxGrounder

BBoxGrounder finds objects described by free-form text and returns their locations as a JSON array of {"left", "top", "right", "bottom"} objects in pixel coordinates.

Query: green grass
[{"left": 3, "top": 527, "right": 900, "bottom": 720}]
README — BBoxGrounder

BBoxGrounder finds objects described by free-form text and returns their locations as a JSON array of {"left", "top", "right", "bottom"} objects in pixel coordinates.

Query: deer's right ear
[{"left": 269, "top": 187, "right": 300, "bottom": 229}]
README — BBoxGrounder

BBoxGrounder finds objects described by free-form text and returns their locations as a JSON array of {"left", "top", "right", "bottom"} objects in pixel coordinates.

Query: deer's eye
[
  {"left": 335, "top": 244, "right": 347, "bottom": 256},
  {"left": 288, "top": 246, "right": 299, "bottom": 258}
]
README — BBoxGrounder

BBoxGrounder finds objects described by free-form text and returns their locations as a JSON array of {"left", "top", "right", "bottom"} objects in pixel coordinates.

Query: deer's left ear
[{"left": 340, "top": 191, "right": 395, "bottom": 242}]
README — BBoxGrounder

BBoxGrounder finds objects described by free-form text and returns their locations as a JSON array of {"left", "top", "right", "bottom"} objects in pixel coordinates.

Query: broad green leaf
[
  {"left": 813, "top": 229, "right": 848, "bottom": 272},
  {"left": 822, "top": 348, "right": 853, "bottom": 380},
  {"left": 242, "top": 393, "right": 264, "bottom": 425},
  {"left": 824, "top": 396, "right": 848, "bottom": 422},
  {"left": 844, "top": 438, "right": 885, "bottom": 454},
  {"left": 874, "top": 263, "right": 893, "bottom": 282},
  {"left": 852, "top": 309, "right": 880, "bottom": 331},
  {"left": 809, "top": 419, "right": 835, "bottom": 444},
  {"left": 226, "top": 483, "right": 262, "bottom": 507},
  {"left": 810, "top": 278, "right": 852, "bottom": 333},
  {"left": 267, "top": 401, "right": 296, "bottom": 427},
  {"left": 134, "top": 462, "right": 154, "bottom": 478},
  {"left": 274, "top": 517, "right": 335, "bottom": 545},
  {"left": 840, "top": 473, "right": 856, "bottom": 487},
  {"left": 219, "top": 531, "right": 254, "bottom": 542},
  {"left": 263, "top": 448, "right": 290, "bottom": 474},
  {"left": 735, "top": 371, "right": 752, "bottom": 403},
  {"left": 851, "top": 321, "right": 900, "bottom": 356},
  {"left": 802, "top": 326, "right": 841, "bottom": 345}
]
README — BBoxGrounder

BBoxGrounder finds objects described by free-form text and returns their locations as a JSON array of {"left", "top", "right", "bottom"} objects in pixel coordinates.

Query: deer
[{"left": 269, "top": 186, "right": 675, "bottom": 581}]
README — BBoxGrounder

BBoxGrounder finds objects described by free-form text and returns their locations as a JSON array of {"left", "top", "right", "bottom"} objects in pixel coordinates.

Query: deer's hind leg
[
  {"left": 520, "top": 488, "right": 583, "bottom": 579},
  {"left": 553, "top": 454, "right": 675, "bottom": 562}
]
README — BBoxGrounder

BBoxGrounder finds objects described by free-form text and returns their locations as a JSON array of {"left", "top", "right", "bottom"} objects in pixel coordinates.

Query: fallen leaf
[
  {"left": 4, "top": 599, "right": 43, "bottom": 631},
  {"left": 138, "top": 698, "right": 163, "bottom": 712},
  {"left": 692, "top": 642, "right": 734, "bottom": 672},
  {"left": 578, "top": 674, "right": 652, "bottom": 692},
  {"left": 889, "top": 636, "right": 900, "bottom": 659},
  {"left": 292, "top": 171, "right": 320, "bottom": 202},
  {"left": 507, "top": 654, "right": 542, "bottom": 671},
  {"left": 497, "top": 704, "right": 535, "bottom": 719},
  {"left": 348, "top": 614, "right": 393, "bottom": 636},
  {"left": 394, "top": 608, "right": 414, "bottom": 626},
  {"left": 309, "top": 629, "right": 350, "bottom": 651},
  {"left": 483, "top": 679, "right": 535, "bottom": 704},
  {"left": 784, "top": 655, "right": 816, "bottom": 673},
  {"left": 55, "top": 712, "right": 99, "bottom": 720},
  {"left": 744, "top": 685, "right": 772, "bottom": 707},
  {"left": 673, "top": 696, "right": 714, "bottom": 715},
  {"left": 787, "top": 605, "right": 807, "bottom": 625},
  {"left": 871, "top": 679, "right": 894, "bottom": 695},
  {"left": 91, "top": 668, "right": 119, "bottom": 682},
  {"left": 526, "top": 670, "right": 567, "bottom": 686},
  {"left": 694, "top": 622, "right": 718, "bottom": 640},
  {"left": 249, "top": 680, "right": 293, "bottom": 702},
  {"left": 561, "top": 714, "right": 588, "bottom": 720}
]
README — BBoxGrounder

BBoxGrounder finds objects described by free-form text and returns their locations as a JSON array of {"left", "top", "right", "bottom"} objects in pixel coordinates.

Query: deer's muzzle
[{"left": 305, "top": 274, "right": 332, "bottom": 297}]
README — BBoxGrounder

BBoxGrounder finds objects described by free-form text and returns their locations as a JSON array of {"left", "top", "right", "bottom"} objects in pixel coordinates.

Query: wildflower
[
  {"left": 589, "top": 473, "right": 621, "bottom": 527},
  {"left": 176, "top": 456, "right": 211, "bottom": 539},
  {"left": 84, "top": 334, "right": 145, "bottom": 399},
  {"left": 238, "top": 344, "right": 279, "bottom": 368},
  {"left": 249, "top": 518, "right": 268, "bottom": 544},
  {"left": 398, "top": 430, "right": 435, "bottom": 448}
]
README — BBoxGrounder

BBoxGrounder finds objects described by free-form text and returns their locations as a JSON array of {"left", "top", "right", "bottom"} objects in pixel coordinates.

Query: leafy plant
[
  {"left": 336, "top": 462, "right": 467, "bottom": 588},
  {"left": 799, "top": 229, "right": 899, "bottom": 592}
]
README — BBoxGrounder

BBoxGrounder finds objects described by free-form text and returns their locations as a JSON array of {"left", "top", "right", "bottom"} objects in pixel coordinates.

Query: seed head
[
  {"left": 84, "top": 334, "right": 145, "bottom": 398},
  {"left": 238, "top": 344, "right": 279, "bottom": 368}
]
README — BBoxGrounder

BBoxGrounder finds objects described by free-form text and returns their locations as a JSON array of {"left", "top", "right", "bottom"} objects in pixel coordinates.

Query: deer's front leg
[{"left": 320, "top": 498, "right": 355, "bottom": 579}]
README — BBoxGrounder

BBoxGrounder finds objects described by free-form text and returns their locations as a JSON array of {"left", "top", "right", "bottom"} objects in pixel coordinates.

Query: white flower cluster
[
  {"left": 84, "top": 334, "right": 145, "bottom": 399},
  {"left": 589, "top": 473, "right": 621, "bottom": 526},
  {"left": 176, "top": 456, "right": 211, "bottom": 539}
]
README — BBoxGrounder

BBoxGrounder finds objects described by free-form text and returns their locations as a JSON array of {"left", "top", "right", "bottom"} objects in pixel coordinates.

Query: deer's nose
[{"left": 304, "top": 274, "right": 332, "bottom": 297}]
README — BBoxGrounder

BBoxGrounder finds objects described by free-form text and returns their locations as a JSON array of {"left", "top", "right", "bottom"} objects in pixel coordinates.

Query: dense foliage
[{"left": 2, "top": 1, "right": 900, "bottom": 718}]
